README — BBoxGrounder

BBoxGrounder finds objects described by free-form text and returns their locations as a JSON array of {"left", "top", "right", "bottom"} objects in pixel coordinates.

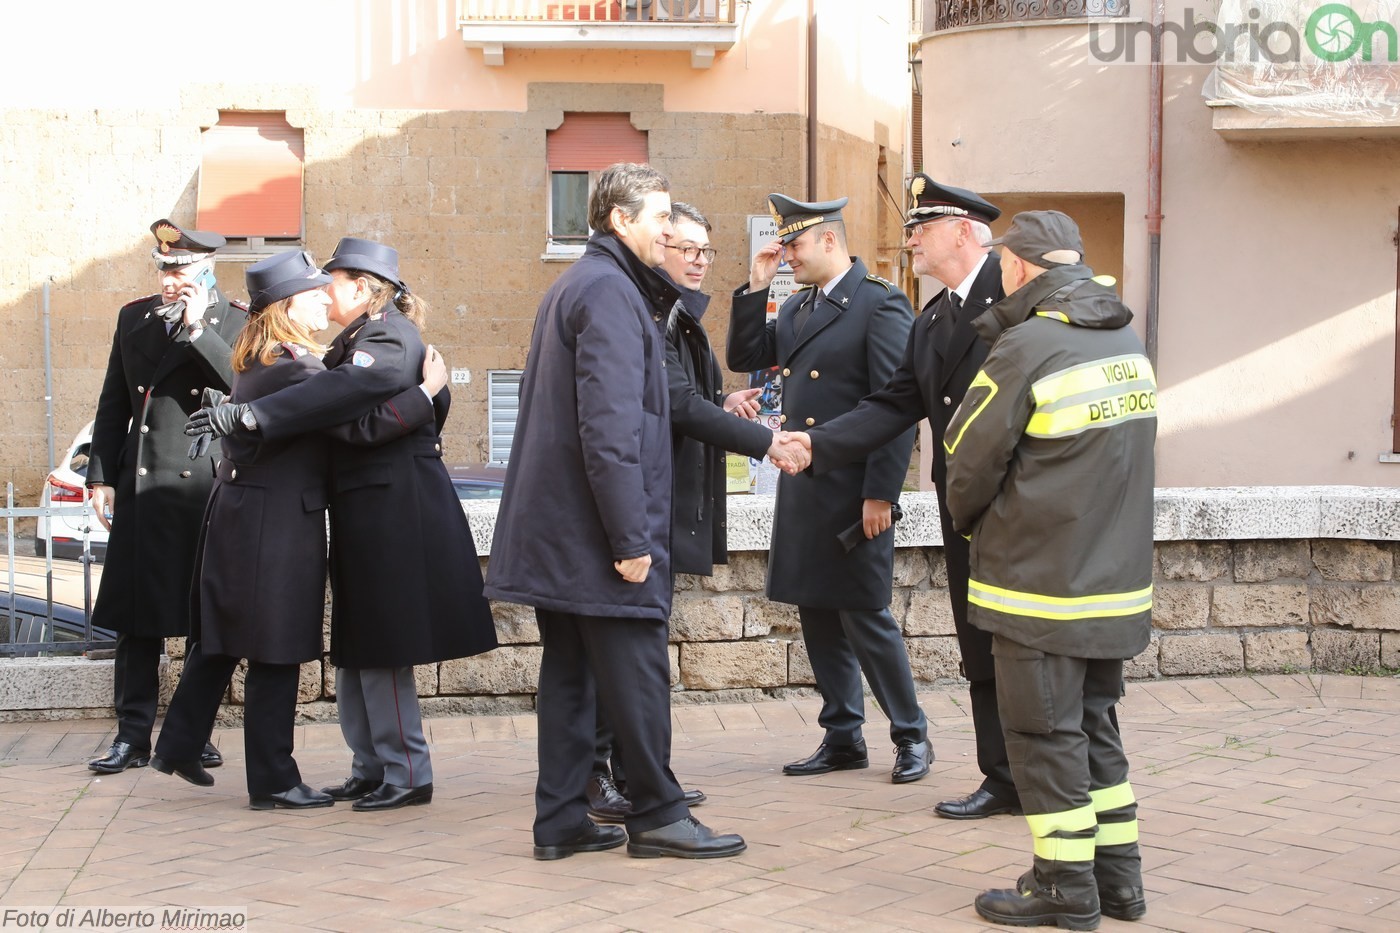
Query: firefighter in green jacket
[{"left": 944, "top": 211, "right": 1153, "bottom": 930}]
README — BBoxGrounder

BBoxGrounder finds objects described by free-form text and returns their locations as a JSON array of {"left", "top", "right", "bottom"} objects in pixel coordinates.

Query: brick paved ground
[{"left": 1, "top": 675, "right": 1398, "bottom": 931}]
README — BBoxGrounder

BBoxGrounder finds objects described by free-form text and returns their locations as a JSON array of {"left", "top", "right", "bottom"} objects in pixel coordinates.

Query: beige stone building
[
  {"left": 0, "top": 0, "right": 910, "bottom": 500},
  {"left": 913, "top": 0, "right": 1400, "bottom": 488}
]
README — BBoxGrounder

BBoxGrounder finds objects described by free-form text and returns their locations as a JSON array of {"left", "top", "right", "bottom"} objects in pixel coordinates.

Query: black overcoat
[
  {"left": 195, "top": 347, "right": 332, "bottom": 664},
  {"left": 485, "top": 233, "right": 680, "bottom": 620},
  {"left": 727, "top": 257, "right": 916, "bottom": 609},
  {"left": 87, "top": 291, "right": 248, "bottom": 638},
  {"left": 247, "top": 310, "right": 497, "bottom": 669},
  {"left": 808, "top": 253, "right": 1005, "bottom": 637},
  {"left": 665, "top": 285, "right": 774, "bottom": 576}
]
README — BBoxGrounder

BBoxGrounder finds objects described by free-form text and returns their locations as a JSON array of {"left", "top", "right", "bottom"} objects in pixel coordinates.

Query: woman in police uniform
[
  {"left": 191, "top": 238, "right": 498, "bottom": 811},
  {"left": 153, "top": 251, "right": 352, "bottom": 808}
]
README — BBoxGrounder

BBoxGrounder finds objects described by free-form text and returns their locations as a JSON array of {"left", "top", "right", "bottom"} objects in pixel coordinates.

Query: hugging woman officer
[
  {"left": 187, "top": 237, "right": 498, "bottom": 811},
  {"left": 153, "top": 251, "right": 441, "bottom": 808}
]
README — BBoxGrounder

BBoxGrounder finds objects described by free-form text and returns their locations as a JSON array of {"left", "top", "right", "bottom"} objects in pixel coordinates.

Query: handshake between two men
[{"left": 767, "top": 431, "right": 811, "bottom": 475}]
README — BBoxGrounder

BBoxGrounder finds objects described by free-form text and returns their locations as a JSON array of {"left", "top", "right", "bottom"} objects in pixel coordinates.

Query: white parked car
[{"left": 36, "top": 421, "right": 108, "bottom": 561}]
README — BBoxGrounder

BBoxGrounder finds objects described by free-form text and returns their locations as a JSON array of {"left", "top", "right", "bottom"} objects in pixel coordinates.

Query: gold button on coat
[
  {"left": 779, "top": 414, "right": 788, "bottom": 424},
  {"left": 179, "top": 470, "right": 191, "bottom": 478},
  {"left": 782, "top": 368, "right": 791, "bottom": 377},
  {"left": 810, "top": 370, "right": 819, "bottom": 379},
  {"left": 137, "top": 468, "right": 147, "bottom": 476},
  {"left": 805, "top": 417, "right": 815, "bottom": 426},
  {"left": 136, "top": 385, "right": 145, "bottom": 393},
  {"left": 140, "top": 425, "right": 149, "bottom": 434}
]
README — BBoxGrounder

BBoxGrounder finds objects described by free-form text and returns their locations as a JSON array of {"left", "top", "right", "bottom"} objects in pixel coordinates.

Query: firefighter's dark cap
[
  {"left": 767, "top": 193, "right": 848, "bottom": 244},
  {"left": 150, "top": 220, "right": 226, "bottom": 266},
  {"left": 903, "top": 175, "right": 1001, "bottom": 228},
  {"left": 989, "top": 210, "right": 1085, "bottom": 267}
]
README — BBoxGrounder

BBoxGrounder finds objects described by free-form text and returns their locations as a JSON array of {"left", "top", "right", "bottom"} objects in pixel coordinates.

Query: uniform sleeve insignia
[{"left": 351, "top": 350, "right": 376, "bottom": 367}]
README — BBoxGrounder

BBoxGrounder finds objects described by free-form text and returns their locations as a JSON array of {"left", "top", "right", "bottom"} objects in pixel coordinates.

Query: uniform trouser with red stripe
[
  {"left": 993, "top": 634, "right": 1142, "bottom": 899},
  {"left": 335, "top": 666, "right": 432, "bottom": 789},
  {"left": 155, "top": 641, "right": 301, "bottom": 796}
]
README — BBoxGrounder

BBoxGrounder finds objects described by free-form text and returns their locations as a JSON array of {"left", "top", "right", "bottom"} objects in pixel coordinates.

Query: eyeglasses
[
  {"left": 665, "top": 244, "right": 718, "bottom": 264},
  {"left": 907, "top": 217, "right": 963, "bottom": 238}
]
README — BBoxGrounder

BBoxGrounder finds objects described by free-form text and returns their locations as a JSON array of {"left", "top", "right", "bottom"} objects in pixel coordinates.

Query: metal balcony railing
[
  {"left": 926, "top": 0, "right": 1127, "bottom": 31},
  {"left": 459, "top": 0, "right": 737, "bottom": 24}
]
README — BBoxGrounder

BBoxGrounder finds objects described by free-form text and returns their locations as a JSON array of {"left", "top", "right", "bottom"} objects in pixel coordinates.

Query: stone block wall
[{"left": 150, "top": 488, "right": 1400, "bottom": 723}]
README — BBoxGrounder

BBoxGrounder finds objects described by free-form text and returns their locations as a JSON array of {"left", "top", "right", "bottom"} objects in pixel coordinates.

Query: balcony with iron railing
[
  {"left": 458, "top": 0, "right": 741, "bottom": 68},
  {"left": 921, "top": 0, "right": 1127, "bottom": 32}
]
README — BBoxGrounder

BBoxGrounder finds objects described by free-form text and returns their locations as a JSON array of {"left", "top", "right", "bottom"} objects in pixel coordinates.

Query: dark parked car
[
  {"left": 447, "top": 463, "right": 507, "bottom": 501},
  {"left": 0, "top": 553, "right": 114, "bottom": 656}
]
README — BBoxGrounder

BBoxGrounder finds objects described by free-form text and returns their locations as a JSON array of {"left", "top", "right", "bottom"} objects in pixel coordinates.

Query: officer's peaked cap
[
  {"left": 245, "top": 250, "right": 332, "bottom": 314},
  {"left": 323, "top": 237, "right": 404, "bottom": 290}
]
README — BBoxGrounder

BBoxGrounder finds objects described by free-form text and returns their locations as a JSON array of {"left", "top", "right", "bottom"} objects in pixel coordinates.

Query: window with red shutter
[
  {"left": 197, "top": 112, "right": 305, "bottom": 251},
  {"left": 544, "top": 113, "right": 648, "bottom": 257}
]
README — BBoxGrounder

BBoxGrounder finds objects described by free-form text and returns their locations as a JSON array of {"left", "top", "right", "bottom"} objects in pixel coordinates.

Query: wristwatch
[{"left": 239, "top": 407, "right": 259, "bottom": 431}]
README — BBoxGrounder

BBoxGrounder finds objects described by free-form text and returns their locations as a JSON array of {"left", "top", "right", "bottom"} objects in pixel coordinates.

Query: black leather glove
[
  {"left": 185, "top": 402, "right": 250, "bottom": 439},
  {"left": 200, "top": 387, "right": 227, "bottom": 409}
]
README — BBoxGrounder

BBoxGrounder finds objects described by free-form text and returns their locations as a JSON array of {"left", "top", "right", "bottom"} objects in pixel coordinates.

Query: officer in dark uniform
[
  {"left": 728, "top": 193, "right": 929, "bottom": 784},
  {"left": 86, "top": 220, "right": 247, "bottom": 775},
  {"left": 792, "top": 177, "right": 1023, "bottom": 820}
]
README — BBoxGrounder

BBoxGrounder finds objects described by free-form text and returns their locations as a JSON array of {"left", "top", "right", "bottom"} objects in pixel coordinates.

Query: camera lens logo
[{"left": 1309, "top": 4, "right": 1358, "bottom": 59}]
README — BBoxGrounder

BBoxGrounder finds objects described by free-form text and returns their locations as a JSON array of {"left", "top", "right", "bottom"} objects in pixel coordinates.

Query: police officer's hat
[
  {"left": 150, "top": 219, "right": 226, "bottom": 266},
  {"left": 768, "top": 193, "right": 849, "bottom": 244},
  {"left": 903, "top": 175, "right": 1001, "bottom": 228},
  {"left": 245, "top": 250, "right": 332, "bottom": 314},
  {"left": 322, "top": 237, "right": 404, "bottom": 290}
]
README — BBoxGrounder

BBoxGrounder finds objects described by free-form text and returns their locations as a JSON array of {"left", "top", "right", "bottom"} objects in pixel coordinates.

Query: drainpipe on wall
[
  {"left": 1145, "top": 0, "right": 1164, "bottom": 367},
  {"left": 42, "top": 278, "right": 55, "bottom": 474},
  {"left": 807, "top": 0, "right": 818, "bottom": 200}
]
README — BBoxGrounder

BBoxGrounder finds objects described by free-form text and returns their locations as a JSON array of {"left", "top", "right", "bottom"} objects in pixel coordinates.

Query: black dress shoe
[
  {"left": 88, "top": 742, "right": 150, "bottom": 774},
  {"left": 627, "top": 815, "right": 746, "bottom": 859},
  {"left": 200, "top": 742, "right": 223, "bottom": 769},
  {"left": 321, "top": 776, "right": 383, "bottom": 801},
  {"left": 682, "top": 788, "right": 706, "bottom": 807},
  {"left": 891, "top": 740, "right": 931, "bottom": 784},
  {"left": 586, "top": 774, "right": 631, "bottom": 824},
  {"left": 782, "top": 740, "right": 869, "bottom": 776},
  {"left": 249, "top": 783, "right": 336, "bottom": 811},
  {"left": 150, "top": 755, "right": 214, "bottom": 787},
  {"left": 1098, "top": 885, "right": 1146, "bottom": 921},
  {"left": 976, "top": 883, "right": 1100, "bottom": 930},
  {"left": 935, "top": 787, "right": 1020, "bottom": 820},
  {"left": 353, "top": 782, "right": 433, "bottom": 811},
  {"left": 533, "top": 821, "right": 627, "bottom": 860}
]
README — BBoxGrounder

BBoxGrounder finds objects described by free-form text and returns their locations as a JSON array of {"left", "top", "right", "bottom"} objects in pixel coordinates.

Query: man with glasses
[
  {"left": 587, "top": 202, "right": 798, "bottom": 824},
  {"left": 783, "top": 176, "right": 1022, "bottom": 821},
  {"left": 728, "top": 193, "right": 929, "bottom": 786}
]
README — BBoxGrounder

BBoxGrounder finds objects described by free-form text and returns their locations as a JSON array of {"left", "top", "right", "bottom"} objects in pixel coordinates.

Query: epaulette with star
[
  {"left": 229, "top": 297, "right": 249, "bottom": 312},
  {"left": 122, "top": 294, "right": 159, "bottom": 311},
  {"left": 865, "top": 274, "right": 894, "bottom": 293}
]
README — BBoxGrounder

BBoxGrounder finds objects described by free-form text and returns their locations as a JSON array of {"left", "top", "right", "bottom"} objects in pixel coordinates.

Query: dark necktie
[
  {"left": 793, "top": 289, "right": 820, "bottom": 336},
  {"left": 948, "top": 290, "right": 963, "bottom": 324}
]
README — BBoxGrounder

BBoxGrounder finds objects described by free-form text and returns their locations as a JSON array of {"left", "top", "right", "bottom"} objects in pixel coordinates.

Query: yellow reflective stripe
[
  {"left": 1095, "top": 820, "right": 1139, "bottom": 847},
  {"left": 1033, "top": 835, "right": 1098, "bottom": 863},
  {"left": 1026, "top": 354, "right": 1157, "bottom": 439},
  {"left": 1025, "top": 804, "right": 1097, "bottom": 838},
  {"left": 943, "top": 370, "right": 997, "bottom": 456},
  {"left": 969, "top": 580, "right": 1153, "bottom": 621},
  {"left": 1035, "top": 310, "right": 1069, "bottom": 323},
  {"left": 1090, "top": 782, "right": 1135, "bottom": 813}
]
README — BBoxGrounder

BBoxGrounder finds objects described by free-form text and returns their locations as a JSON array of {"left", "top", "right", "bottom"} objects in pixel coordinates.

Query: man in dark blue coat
[
  {"left": 485, "top": 164, "right": 746, "bottom": 861},
  {"left": 728, "top": 194, "right": 929, "bottom": 785}
]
